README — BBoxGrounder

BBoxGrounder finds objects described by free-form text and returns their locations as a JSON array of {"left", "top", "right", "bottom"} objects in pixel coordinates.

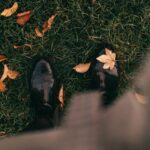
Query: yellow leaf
[
  {"left": 0, "top": 80, "right": 6, "bottom": 92},
  {"left": 1, "top": 64, "right": 19, "bottom": 81},
  {"left": 1, "top": 2, "right": 18, "bottom": 17},
  {"left": 0, "top": 55, "right": 7, "bottom": 62},
  {"left": 96, "top": 48, "right": 116, "bottom": 70},
  {"left": 73, "top": 63, "right": 91, "bottom": 73},
  {"left": 35, "top": 27, "right": 44, "bottom": 38},
  {"left": 58, "top": 85, "right": 64, "bottom": 108}
]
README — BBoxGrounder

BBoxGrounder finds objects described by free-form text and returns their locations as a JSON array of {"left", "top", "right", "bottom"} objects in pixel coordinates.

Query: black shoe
[
  {"left": 90, "top": 47, "right": 119, "bottom": 106},
  {"left": 29, "top": 59, "right": 57, "bottom": 130}
]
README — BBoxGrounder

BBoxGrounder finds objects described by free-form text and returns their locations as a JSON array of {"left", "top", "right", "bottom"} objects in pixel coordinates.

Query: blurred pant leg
[{"left": 1, "top": 54, "right": 150, "bottom": 150}]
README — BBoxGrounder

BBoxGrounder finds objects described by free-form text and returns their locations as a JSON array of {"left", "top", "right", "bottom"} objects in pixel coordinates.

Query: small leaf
[
  {"left": 1, "top": 64, "right": 19, "bottom": 81},
  {"left": 42, "top": 14, "right": 56, "bottom": 33},
  {"left": 96, "top": 48, "right": 116, "bottom": 70},
  {"left": 0, "top": 80, "right": 6, "bottom": 92},
  {"left": 73, "top": 63, "right": 91, "bottom": 73},
  {"left": 1, "top": 64, "right": 8, "bottom": 81},
  {"left": 0, "top": 55, "right": 7, "bottom": 62},
  {"left": 35, "top": 27, "right": 44, "bottom": 38},
  {"left": 16, "top": 11, "right": 31, "bottom": 26},
  {"left": 58, "top": 85, "right": 64, "bottom": 108},
  {"left": 7, "top": 69, "right": 19, "bottom": 80},
  {"left": 13, "top": 43, "right": 32, "bottom": 49},
  {"left": 1, "top": 2, "right": 18, "bottom": 17},
  {"left": 24, "top": 43, "right": 32, "bottom": 48},
  {"left": 35, "top": 14, "right": 56, "bottom": 37}
]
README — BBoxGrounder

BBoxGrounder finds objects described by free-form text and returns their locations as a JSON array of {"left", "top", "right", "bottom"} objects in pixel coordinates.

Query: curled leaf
[
  {"left": 1, "top": 65, "right": 8, "bottom": 81},
  {"left": 35, "top": 14, "right": 56, "bottom": 37},
  {"left": 58, "top": 85, "right": 64, "bottom": 108},
  {"left": 1, "top": 64, "right": 19, "bottom": 81},
  {"left": 1, "top": 2, "right": 18, "bottom": 17},
  {"left": 0, "top": 55, "right": 7, "bottom": 62},
  {"left": 73, "top": 63, "right": 91, "bottom": 73},
  {"left": 7, "top": 69, "right": 20, "bottom": 79},
  {"left": 13, "top": 43, "right": 32, "bottom": 49},
  {"left": 0, "top": 80, "right": 6, "bottom": 92},
  {"left": 96, "top": 48, "right": 116, "bottom": 70},
  {"left": 42, "top": 14, "right": 56, "bottom": 33},
  {"left": 35, "top": 27, "right": 44, "bottom": 38},
  {"left": 16, "top": 11, "right": 32, "bottom": 26}
]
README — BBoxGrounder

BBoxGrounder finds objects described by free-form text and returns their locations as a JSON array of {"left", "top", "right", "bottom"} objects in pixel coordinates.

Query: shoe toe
[
  {"left": 33, "top": 59, "right": 52, "bottom": 76},
  {"left": 31, "top": 59, "right": 54, "bottom": 87}
]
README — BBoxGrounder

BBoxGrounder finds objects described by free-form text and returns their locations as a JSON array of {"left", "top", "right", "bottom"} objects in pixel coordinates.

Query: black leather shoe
[
  {"left": 90, "top": 47, "right": 119, "bottom": 106},
  {"left": 30, "top": 59, "right": 57, "bottom": 130}
]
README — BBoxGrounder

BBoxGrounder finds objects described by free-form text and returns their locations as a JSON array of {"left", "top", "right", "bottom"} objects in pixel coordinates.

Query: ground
[{"left": 0, "top": 0, "right": 149, "bottom": 134}]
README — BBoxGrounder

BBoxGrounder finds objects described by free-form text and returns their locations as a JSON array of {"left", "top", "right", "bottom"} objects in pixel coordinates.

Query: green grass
[{"left": 0, "top": 0, "right": 149, "bottom": 134}]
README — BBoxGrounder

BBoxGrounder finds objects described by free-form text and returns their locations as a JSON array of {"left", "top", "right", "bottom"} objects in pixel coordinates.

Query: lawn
[{"left": 0, "top": 0, "right": 149, "bottom": 134}]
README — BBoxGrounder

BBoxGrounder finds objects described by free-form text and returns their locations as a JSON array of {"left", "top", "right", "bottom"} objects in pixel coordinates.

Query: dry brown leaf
[
  {"left": 1, "top": 64, "right": 19, "bottom": 81},
  {"left": 13, "top": 43, "right": 32, "bottom": 49},
  {"left": 73, "top": 63, "right": 91, "bottom": 73},
  {"left": 135, "top": 92, "right": 147, "bottom": 104},
  {"left": 58, "top": 85, "right": 64, "bottom": 108},
  {"left": 0, "top": 80, "right": 6, "bottom": 92},
  {"left": 35, "top": 27, "right": 44, "bottom": 38},
  {"left": 7, "top": 69, "right": 19, "bottom": 79},
  {"left": 16, "top": 10, "right": 32, "bottom": 26},
  {"left": 1, "top": 2, "right": 18, "bottom": 17},
  {"left": 42, "top": 15, "right": 56, "bottom": 33},
  {"left": 24, "top": 43, "right": 32, "bottom": 48},
  {"left": 1, "top": 64, "right": 8, "bottom": 81},
  {"left": 0, "top": 55, "right": 7, "bottom": 62},
  {"left": 96, "top": 48, "right": 116, "bottom": 70},
  {"left": 35, "top": 14, "right": 56, "bottom": 37}
]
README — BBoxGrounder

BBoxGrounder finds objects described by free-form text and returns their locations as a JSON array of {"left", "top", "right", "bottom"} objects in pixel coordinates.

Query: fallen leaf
[
  {"left": 16, "top": 11, "right": 31, "bottom": 26},
  {"left": 0, "top": 80, "right": 6, "bottom": 92},
  {"left": 135, "top": 92, "right": 147, "bottom": 104},
  {"left": 1, "top": 2, "right": 18, "bottom": 17},
  {"left": 35, "top": 27, "right": 44, "bottom": 38},
  {"left": 35, "top": 14, "right": 56, "bottom": 37},
  {"left": 58, "top": 85, "right": 64, "bottom": 108},
  {"left": 7, "top": 69, "right": 20, "bottom": 79},
  {"left": 0, "top": 55, "right": 7, "bottom": 62},
  {"left": 73, "top": 63, "right": 91, "bottom": 73},
  {"left": 1, "top": 64, "right": 19, "bottom": 81},
  {"left": 42, "top": 14, "right": 56, "bottom": 33},
  {"left": 13, "top": 43, "right": 32, "bottom": 49},
  {"left": 96, "top": 48, "right": 116, "bottom": 70},
  {"left": 1, "top": 65, "right": 8, "bottom": 81},
  {"left": 24, "top": 43, "right": 32, "bottom": 48}
]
